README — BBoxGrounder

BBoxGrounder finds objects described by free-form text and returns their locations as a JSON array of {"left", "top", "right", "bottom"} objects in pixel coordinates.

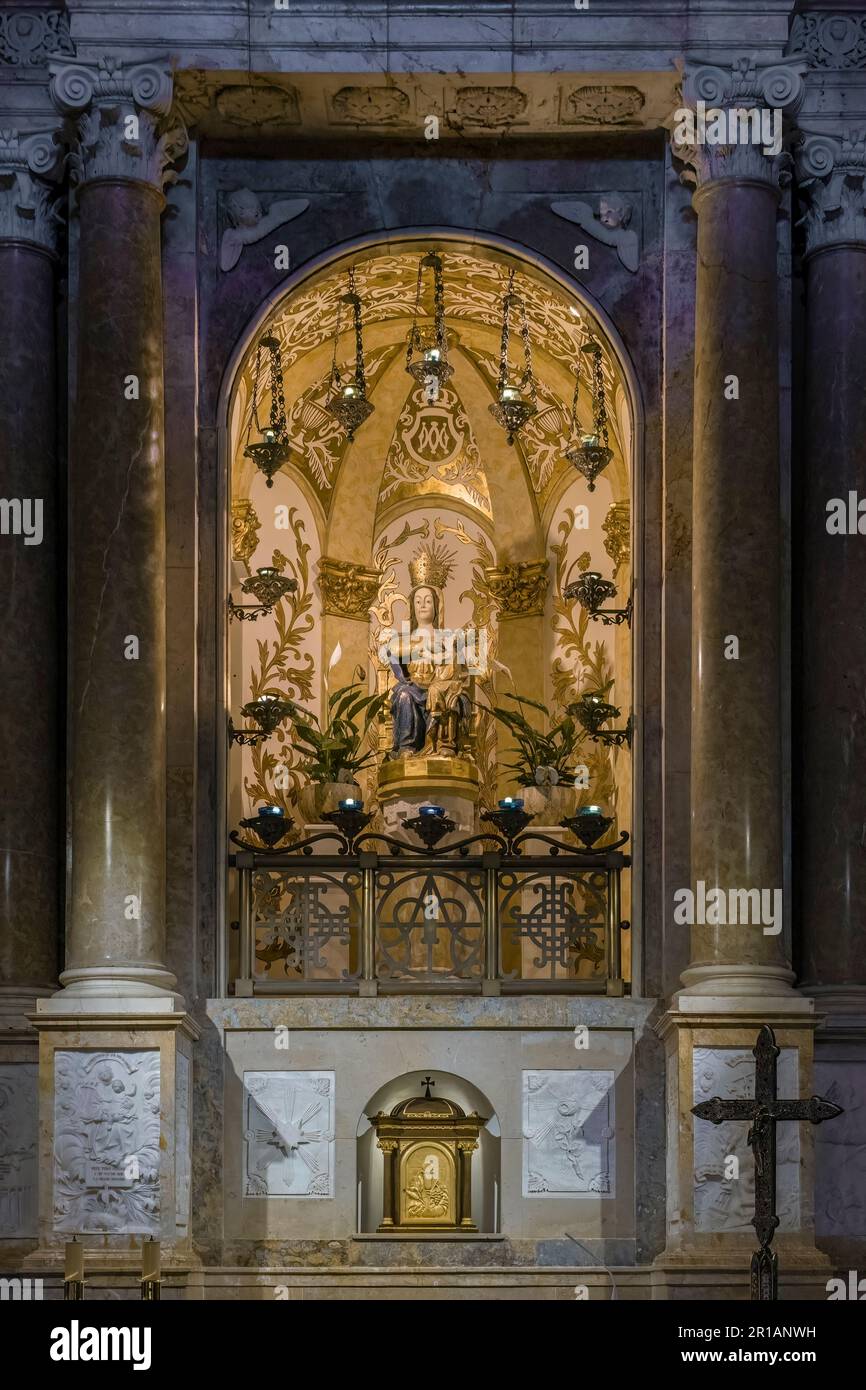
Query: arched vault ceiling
[{"left": 234, "top": 245, "right": 629, "bottom": 522}]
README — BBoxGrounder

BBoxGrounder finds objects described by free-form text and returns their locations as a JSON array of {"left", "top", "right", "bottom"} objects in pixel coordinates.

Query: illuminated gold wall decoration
[
  {"left": 381, "top": 380, "right": 490, "bottom": 514},
  {"left": 603, "top": 500, "right": 630, "bottom": 578},
  {"left": 549, "top": 507, "right": 618, "bottom": 819},
  {"left": 242, "top": 515, "right": 317, "bottom": 813},
  {"left": 484, "top": 560, "right": 549, "bottom": 617},
  {"left": 284, "top": 345, "right": 399, "bottom": 502},
  {"left": 319, "top": 557, "right": 381, "bottom": 620},
  {"left": 231, "top": 498, "right": 261, "bottom": 572}
]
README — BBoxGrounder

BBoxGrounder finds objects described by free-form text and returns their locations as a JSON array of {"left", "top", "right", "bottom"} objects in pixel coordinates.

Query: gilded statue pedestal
[{"left": 378, "top": 756, "right": 480, "bottom": 840}]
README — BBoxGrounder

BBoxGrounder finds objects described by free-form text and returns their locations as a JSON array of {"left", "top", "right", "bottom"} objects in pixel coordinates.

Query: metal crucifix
[{"left": 691, "top": 1024, "right": 842, "bottom": 1301}]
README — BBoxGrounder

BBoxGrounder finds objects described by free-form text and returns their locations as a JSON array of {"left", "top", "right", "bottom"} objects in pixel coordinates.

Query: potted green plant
[
  {"left": 289, "top": 681, "right": 387, "bottom": 824},
  {"left": 487, "top": 692, "right": 584, "bottom": 820}
]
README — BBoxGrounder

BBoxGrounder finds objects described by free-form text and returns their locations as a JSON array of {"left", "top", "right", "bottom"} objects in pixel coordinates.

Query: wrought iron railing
[{"left": 228, "top": 819, "right": 631, "bottom": 996}]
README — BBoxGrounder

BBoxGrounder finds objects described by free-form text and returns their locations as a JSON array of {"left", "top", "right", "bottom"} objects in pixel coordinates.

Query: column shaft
[
  {"left": 800, "top": 246, "right": 866, "bottom": 993},
  {"left": 64, "top": 179, "right": 173, "bottom": 996},
  {"left": 0, "top": 243, "right": 58, "bottom": 1010},
  {"left": 686, "top": 178, "right": 790, "bottom": 991}
]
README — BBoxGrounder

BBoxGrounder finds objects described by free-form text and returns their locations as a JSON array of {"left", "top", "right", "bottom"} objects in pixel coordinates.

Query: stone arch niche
[
  {"left": 222, "top": 233, "right": 638, "bottom": 952},
  {"left": 356, "top": 1070, "right": 501, "bottom": 1234}
]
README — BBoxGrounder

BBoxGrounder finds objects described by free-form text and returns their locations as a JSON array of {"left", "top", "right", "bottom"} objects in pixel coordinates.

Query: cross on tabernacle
[
  {"left": 422, "top": 1076, "right": 435, "bottom": 1099},
  {"left": 691, "top": 1024, "right": 842, "bottom": 1301}
]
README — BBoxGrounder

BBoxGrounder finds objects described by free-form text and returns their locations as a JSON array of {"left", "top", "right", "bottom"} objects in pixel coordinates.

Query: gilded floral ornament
[
  {"left": 602, "top": 502, "right": 630, "bottom": 578},
  {"left": 231, "top": 499, "right": 262, "bottom": 571},
  {"left": 318, "top": 558, "right": 381, "bottom": 620},
  {"left": 484, "top": 561, "right": 548, "bottom": 618}
]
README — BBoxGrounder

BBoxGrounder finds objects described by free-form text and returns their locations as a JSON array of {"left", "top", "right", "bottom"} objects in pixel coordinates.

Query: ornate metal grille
[
  {"left": 375, "top": 867, "right": 485, "bottom": 983},
  {"left": 230, "top": 826, "right": 629, "bottom": 995},
  {"left": 251, "top": 868, "right": 361, "bottom": 982}
]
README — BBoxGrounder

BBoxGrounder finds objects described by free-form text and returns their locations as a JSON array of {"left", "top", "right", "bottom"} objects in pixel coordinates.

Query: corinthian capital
[
  {"left": 48, "top": 55, "right": 186, "bottom": 193},
  {"left": 0, "top": 127, "right": 63, "bottom": 254},
  {"left": 795, "top": 129, "right": 866, "bottom": 255},
  {"left": 670, "top": 54, "right": 807, "bottom": 191}
]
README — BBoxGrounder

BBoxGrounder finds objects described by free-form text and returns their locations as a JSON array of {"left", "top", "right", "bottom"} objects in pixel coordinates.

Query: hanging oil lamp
[
  {"left": 406, "top": 251, "right": 453, "bottom": 394},
  {"left": 243, "top": 335, "right": 290, "bottom": 488},
  {"left": 489, "top": 268, "right": 537, "bottom": 444},
  {"left": 325, "top": 266, "right": 375, "bottom": 441},
  {"left": 565, "top": 339, "right": 613, "bottom": 491}
]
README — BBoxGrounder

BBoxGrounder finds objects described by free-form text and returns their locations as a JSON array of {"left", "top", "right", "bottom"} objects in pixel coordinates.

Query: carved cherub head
[
  {"left": 225, "top": 187, "right": 263, "bottom": 229},
  {"left": 599, "top": 193, "right": 632, "bottom": 229}
]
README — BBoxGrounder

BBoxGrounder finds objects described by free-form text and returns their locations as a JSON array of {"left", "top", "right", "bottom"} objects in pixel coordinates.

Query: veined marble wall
[{"left": 0, "top": 1064, "right": 38, "bottom": 1239}]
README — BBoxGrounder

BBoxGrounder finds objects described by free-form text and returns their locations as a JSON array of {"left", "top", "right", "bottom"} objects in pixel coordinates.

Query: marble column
[
  {"left": 47, "top": 58, "right": 186, "bottom": 1002},
  {"left": 0, "top": 130, "right": 63, "bottom": 1028},
  {"left": 675, "top": 59, "right": 804, "bottom": 1000},
  {"left": 796, "top": 131, "right": 866, "bottom": 1020}
]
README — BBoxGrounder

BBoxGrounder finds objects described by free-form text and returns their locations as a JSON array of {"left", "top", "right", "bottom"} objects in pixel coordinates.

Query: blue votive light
[
  {"left": 579, "top": 805, "right": 603, "bottom": 816},
  {"left": 339, "top": 798, "right": 361, "bottom": 811},
  {"left": 499, "top": 797, "right": 525, "bottom": 810},
  {"left": 259, "top": 805, "right": 284, "bottom": 817},
  {"left": 419, "top": 804, "right": 445, "bottom": 818}
]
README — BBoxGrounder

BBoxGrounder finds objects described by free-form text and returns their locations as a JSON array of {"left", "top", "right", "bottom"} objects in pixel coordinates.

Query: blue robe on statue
[{"left": 390, "top": 665, "right": 429, "bottom": 755}]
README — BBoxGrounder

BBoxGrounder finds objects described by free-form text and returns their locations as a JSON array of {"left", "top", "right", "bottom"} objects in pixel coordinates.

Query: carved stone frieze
[
  {"left": 0, "top": 1064, "right": 38, "bottom": 1237},
  {"left": 796, "top": 128, "right": 866, "bottom": 253},
  {"left": 484, "top": 560, "right": 548, "bottom": 618},
  {"left": 318, "top": 557, "right": 381, "bottom": 620},
  {"left": 0, "top": 9, "right": 74, "bottom": 67},
  {"left": 788, "top": 13, "right": 866, "bottom": 70},
  {"left": 672, "top": 56, "right": 807, "bottom": 190},
  {"left": 231, "top": 498, "right": 262, "bottom": 570},
  {"left": 330, "top": 86, "right": 410, "bottom": 125},
  {"left": 49, "top": 56, "right": 186, "bottom": 193},
  {"left": 523, "top": 1070, "right": 615, "bottom": 1197},
  {"left": 563, "top": 84, "right": 644, "bottom": 126},
  {"left": 693, "top": 1047, "right": 799, "bottom": 1233},
  {"left": 53, "top": 1050, "right": 161, "bottom": 1235},
  {"left": 451, "top": 86, "right": 528, "bottom": 128},
  {"left": 215, "top": 84, "right": 300, "bottom": 127},
  {"left": 0, "top": 127, "right": 63, "bottom": 253}
]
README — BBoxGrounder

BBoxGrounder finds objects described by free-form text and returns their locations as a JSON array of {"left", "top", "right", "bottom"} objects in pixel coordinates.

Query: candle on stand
[
  {"left": 141, "top": 1237, "right": 161, "bottom": 1300},
  {"left": 142, "top": 1238, "right": 161, "bottom": 1282},
  {"left": 65, "top": 1238, "right": 84, "bottom": 1282},
  {"left": 258, "top": 804, "right": 284, "bottom": 816},
  {"left": 339, "top": 798, "right": 361, "bottom": 811},
  {"left": 419, "top": 804, "right": 445, "bottom": 818},
  {"left": 498, "top": 797, "right": 524, "bottom": 810},
  {"left": 64, "top": 1238, "right": 85, "bottom": 1300}
]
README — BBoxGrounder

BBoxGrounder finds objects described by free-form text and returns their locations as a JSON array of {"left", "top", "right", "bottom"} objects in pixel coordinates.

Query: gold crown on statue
[{"left": 408, "top": 542, "right": 456, "bottom": 591}]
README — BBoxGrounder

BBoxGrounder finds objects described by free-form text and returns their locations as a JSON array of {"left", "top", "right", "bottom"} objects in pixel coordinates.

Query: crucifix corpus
[{"left": 691, "top": 1024, "right": 843, "bottom": 1301}]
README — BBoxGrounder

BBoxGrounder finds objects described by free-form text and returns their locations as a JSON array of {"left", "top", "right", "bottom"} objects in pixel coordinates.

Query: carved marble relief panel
[
  {"left": 53, "top": 1051, "right": 161, "bottom": 1235},
  {"left": 0, "top": 1064, "right": 38, "bottom": 1238},
  {"left": 693, "top": 1047, "right": 800, "bottom": 1233},
  {"left": 522, "top": 1069, "right": 615, "bottom": 1197},
  {"left": 243, "top": 1071, "right": 335, "bottom": 1198},
  {"left": 815, "top": 1060, "right": 866, "bottom": 1237},
  {"left": 175, "top": 1052, "right": 191, "bottom": 1234}
]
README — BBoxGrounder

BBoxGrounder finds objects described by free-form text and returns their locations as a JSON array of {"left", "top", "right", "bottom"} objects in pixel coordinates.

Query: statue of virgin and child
[{"left": 384, "top": 545, "right": 473, "bottom": 760}]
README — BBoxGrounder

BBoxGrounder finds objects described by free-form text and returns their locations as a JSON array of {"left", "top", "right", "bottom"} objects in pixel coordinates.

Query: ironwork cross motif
[
  {"left": 422, "top": 1076, "right": 435, "bottom": 1099},
  {"left": 691, "top": 1024, "right": 842, "bottom": 1301}
]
